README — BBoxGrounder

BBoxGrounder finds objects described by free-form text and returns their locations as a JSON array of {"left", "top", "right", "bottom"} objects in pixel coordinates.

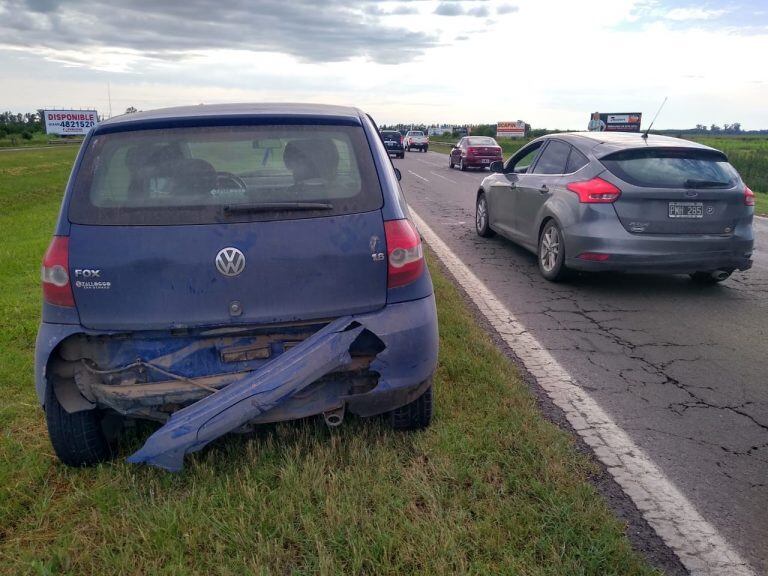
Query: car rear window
[
  {"left": 600, "top": 148, "right": 737, "bottom": 189},
  {"left": 381, "top": 132, "right": 401, "bottom": 139},
  {"left": 69, "top": 124, "right": 383, "bottom": 225},
  {"left": 408, "top": 131, "right": 424, "bottom": 137},
  {"left": 467, "top": 137, "right": 497, "bottom": 146}
]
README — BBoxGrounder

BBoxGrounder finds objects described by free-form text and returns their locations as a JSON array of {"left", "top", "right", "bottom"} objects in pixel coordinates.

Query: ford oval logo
[{"left": 215, "top": 247, "right": 246, "bottom": 277}]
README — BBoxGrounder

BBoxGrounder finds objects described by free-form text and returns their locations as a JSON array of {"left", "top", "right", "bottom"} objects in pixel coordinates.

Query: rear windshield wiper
[
  {"left": 223, "top": 202, "right": 333, "bottom": 214},
  {"left": 683, "top": 179, "right": 730, "bottom": 189}
]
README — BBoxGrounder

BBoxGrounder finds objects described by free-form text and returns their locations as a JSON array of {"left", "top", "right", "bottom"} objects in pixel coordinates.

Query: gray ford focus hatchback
[{"left": 475, "top": 132, "right": 754, "bottom": 282}]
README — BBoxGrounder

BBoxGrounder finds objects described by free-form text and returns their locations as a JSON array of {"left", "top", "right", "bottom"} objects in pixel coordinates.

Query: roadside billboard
[
  {"left": 43, "top": 110, "right": 99, "bottom": 136},
  {"left": 497, "top": 120, "right": 526, "bottom": 138},
  {"left": 587, "top": 112, "right": 642, "bottom": 132}
]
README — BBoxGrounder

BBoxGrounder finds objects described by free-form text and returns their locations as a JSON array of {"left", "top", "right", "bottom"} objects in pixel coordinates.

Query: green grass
[
  {"left": 0, "top": 132, "right": 83, "bottom": 148},
  {"left": 0, "top": 147, "right": 659, "bottom": 575}
]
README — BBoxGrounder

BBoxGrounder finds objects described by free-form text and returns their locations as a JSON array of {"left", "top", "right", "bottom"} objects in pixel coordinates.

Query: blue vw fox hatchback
[{"left": 36, "top": 104, "right": 438, "bottom": 472}]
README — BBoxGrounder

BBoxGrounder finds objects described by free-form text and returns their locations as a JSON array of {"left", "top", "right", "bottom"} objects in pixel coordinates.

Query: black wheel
[
  {"left": 45, "top": 380, "right": 112, "bottom": 467},
  {"left": 398, "top": 153, "right": 404, "bottom": 159},
  {"left": 476, "top": 193, "right": 495, "bottom": 238},
  {"left": 460, "top": 158, "right": 467, "bottom": 171},
  {"left": 423, "top": 146, "right": 428, "bottom": 153},
  {"left": 449, "top": 157, "right": 455, "bottom": 169},
  {"left": 538, "top": 220, "right": 569, "bottom": 282},
  {"left": 690, "top": 271, "right": 731, "bottom": 284},
  {"left": 389, "top": 385, "right": 433, "bottom": 430}
]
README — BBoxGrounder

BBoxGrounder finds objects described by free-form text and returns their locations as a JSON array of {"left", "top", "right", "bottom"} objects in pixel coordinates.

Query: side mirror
[
  {"left": 394, "top": 167, "right": 402, "bottom": 181},
  {"left": 490, "top": 161, "right": 503, "bottom": 173}
]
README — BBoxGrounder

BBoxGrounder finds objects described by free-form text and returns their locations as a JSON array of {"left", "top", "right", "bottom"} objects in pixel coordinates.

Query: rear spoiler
[{"left": 597, "top": 146, "right": 729, "bottom": 163}]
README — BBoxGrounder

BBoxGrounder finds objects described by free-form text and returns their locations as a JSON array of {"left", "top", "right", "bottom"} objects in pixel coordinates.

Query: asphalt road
[{"left": 398, "top": 150, "right": 768, "bottom": 573}]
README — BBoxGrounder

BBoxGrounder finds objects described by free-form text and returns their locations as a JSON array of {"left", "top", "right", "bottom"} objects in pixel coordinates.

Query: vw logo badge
[{"left": 215, "top": 247, "right": 246, "bottom": 277}]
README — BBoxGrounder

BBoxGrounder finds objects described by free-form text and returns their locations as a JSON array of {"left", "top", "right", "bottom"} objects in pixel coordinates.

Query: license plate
[
  {"left": 669, "top": 201, "right": 703, "bottom": 218},
  {"left": 481, "top": 159, "right": 490, "bottom": 163}
]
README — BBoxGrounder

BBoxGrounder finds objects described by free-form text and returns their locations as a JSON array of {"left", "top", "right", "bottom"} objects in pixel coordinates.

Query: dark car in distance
[
  {"left": 36, "top": 103, "right": 438, "bottom": 472},
  {"left": 380, "top": 130, "right": 405, "bottom": 159},
  {"left": 450, "top": 136, "right": 503, "bottom": 171},
  {"left": 475, "top": 132, "right": 754, "bottom": 283}
]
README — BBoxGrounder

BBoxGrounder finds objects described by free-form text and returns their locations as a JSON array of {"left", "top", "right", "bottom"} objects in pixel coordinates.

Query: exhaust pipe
[
  {"left": 323, "top": 405, "right": 345, "bottom": 428},
  {"left": 711, "top": 270, "right": 731, "bottom": 281}
]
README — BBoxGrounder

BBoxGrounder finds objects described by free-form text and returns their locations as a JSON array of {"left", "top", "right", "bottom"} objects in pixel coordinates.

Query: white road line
[
  {"left": 429, "top": 171, "right": 459, "bottom": 184},
  {"left": 407, "top": 170, "right": 429, "bottom": 182},
  {"left": 411, "top": 209, "right": 757, "bottom": 576}
]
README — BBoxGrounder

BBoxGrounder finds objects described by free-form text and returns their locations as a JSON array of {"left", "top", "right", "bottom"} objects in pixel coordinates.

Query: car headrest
[
  {"left": 283, "top": 138, "right": 339, "bottom": 183},
  {"left": 167, "top": 158, "right": 217, "bottom": 196}
]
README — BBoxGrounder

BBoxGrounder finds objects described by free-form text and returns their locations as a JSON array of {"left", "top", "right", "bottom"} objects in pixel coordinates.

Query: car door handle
[{"left": 539, "top": 185, "right": 549, "bottom": 194}]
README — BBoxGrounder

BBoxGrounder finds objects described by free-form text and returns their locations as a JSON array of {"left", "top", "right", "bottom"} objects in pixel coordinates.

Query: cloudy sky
[{"left": 1, "top": 0, "right": 767, "bottom": 129}]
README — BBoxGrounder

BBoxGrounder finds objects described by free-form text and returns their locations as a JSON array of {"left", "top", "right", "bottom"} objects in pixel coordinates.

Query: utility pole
[{"left": 107, "top": 82, "right": 113, "bottom": 119}]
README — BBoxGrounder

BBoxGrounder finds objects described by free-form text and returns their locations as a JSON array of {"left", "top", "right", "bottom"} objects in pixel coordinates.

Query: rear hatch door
[
  {"left": 68, "top": 122, "right": 387, "bottom": 331},
  {"left": 600, "top": 147, "right": 746, "bottom": 235}
]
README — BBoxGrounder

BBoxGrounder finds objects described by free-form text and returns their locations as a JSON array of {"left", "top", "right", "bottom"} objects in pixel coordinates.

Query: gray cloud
[
  {"left": 435, "top": 2, "right": 493, "bottom": 18},
  {"left": 434, "top": 2, "right": 465, "bottom": 16},
  {"left": 467, "top": 5, "right": 489, "bottom": 17},
  {"left": 497, "top": 4, "right": 519, "bottom": 15},
  {"left": 0, "top": 0, "right": 437, "bottom": 65}
]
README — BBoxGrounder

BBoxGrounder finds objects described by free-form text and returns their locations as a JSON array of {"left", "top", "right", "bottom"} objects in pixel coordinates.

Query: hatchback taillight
[
  {"left": 42, "top": 236, "right": 75, "bottom": 307},
  {"left": 384, "top": 219, "right": 424, "bottom": 289},
  {"left": 745, "top": 185, "right": 755, "bottom": 206},
  {"left": 567, "top": 177, "right": 621, "bottom": 203},
  {"left": 467, "top": 147, "right": 477, "bottom": 155}
]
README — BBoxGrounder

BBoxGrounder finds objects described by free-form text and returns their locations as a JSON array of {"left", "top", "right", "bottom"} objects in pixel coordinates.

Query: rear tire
[
  {"left": 538, "top": 220, "right": 569, "bottom": 282},
  {"left": 389, "top": 385, "right": 433, "bottom": 430},
  {"left": 460, "top": 158, "right": 467, "bottom": 171},
  {"left": 690, "top": 271, "right": 731, "bottom": 284},
  {"left": 398, "top": 153, "right": 404, "bottom": 159},
  {"left": 45, "top": 380, "right": 112, "bottom": 467},
  {"left": 476, "top": 193, "right": 495, "bottom": 238}
]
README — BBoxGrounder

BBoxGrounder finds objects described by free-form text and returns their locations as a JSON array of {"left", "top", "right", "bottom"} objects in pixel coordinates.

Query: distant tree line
[{"left": 0, "top": 110, "right": 45, "bottom": 140}]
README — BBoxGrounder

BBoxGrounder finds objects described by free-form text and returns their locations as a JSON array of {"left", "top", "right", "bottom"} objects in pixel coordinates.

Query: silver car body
[{"left": 477, "top": 132, "right": 754, "bottom": 275}]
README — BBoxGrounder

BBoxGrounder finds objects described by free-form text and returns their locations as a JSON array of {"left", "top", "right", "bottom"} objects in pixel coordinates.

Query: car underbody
[{"left": 39, "top": 295, "right": 438, "bottom": 472}]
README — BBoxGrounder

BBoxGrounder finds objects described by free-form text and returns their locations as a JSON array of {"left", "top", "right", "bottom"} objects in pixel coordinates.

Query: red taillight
[
  {"left": 384, "top": 219, "right": 424, "bottom": 289},
  {"left": 744, "top": 185, "right": 755, "bottom": 206},
  {"left": 577, "top": 252, "right": 611, "bottom": 261},
  {"left": 467, "top": 146, "right": 477, "bottom": 155},
  {"left": 42, "top": 236, "right": 75, "bottom": 307},
  {"left": 567, "top": 177, "right": 621, "bottom": 203}
]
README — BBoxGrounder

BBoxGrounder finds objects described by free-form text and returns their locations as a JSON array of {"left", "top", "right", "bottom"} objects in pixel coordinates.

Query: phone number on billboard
[{"left": 59, "top": 121, "right": 96, "bottom": 128}]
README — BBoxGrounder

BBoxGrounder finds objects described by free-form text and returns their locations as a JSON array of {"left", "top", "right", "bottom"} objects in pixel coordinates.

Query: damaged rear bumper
[{"left": 35, "top": 295, "right": 439, "bottom": 471}]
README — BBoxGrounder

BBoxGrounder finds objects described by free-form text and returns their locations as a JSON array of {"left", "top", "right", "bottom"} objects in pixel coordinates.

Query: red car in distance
[{"left": 450, "top": 136, "right": 503, "bottom": 171}]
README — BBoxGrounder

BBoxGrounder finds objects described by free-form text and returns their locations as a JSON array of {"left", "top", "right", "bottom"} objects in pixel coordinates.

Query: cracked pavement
[{"left": 399, "top": 151, "right": 768, "bottom": 573}]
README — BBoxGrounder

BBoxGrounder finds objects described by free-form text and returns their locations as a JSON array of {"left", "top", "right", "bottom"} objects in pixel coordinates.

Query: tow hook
[{"left": 323, "top": 405, "right": 345, "bottom": 427}]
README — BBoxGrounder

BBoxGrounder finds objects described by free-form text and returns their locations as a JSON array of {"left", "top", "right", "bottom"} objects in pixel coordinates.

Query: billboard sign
[
  {"left": 497, "top": 120, "right": 526, "bottom": 138},
  {"left": 43, "top": 110, "right": 99, "bottom": 136},
  {"left": 587, "top": 112, "right": 642, "bottom": 132}
]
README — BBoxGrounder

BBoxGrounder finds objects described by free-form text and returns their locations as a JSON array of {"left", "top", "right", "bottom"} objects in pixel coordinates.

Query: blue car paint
[
  {"left": 128, "top": 317, "right": 365, "bottom": 471},
  {"left": 127, "top": 294, "right": 438, "bottom": 472},
  {"left": 69, "top": 213, "right": 388, "bottom": 331},
  {"left": 36, "top": 104, "right": 439, "bottom": 470}
]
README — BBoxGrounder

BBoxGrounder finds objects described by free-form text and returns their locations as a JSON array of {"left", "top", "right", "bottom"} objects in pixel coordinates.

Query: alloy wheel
[{"left": 540, "top": 226, "right": 560, "bottom": 272}]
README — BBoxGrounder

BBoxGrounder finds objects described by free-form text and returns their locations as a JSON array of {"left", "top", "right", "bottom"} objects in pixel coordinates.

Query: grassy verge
[
  {"left": 0, "top": 133, "right": 82, "bottom": 148},
  {"left": 0, "top": 147, "right": 657, "bottom": 575}
]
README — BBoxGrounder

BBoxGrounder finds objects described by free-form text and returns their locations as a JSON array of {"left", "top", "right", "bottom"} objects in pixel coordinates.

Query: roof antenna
[{"left": 642, "top": 96, "right": 668, "bottom": 139}]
